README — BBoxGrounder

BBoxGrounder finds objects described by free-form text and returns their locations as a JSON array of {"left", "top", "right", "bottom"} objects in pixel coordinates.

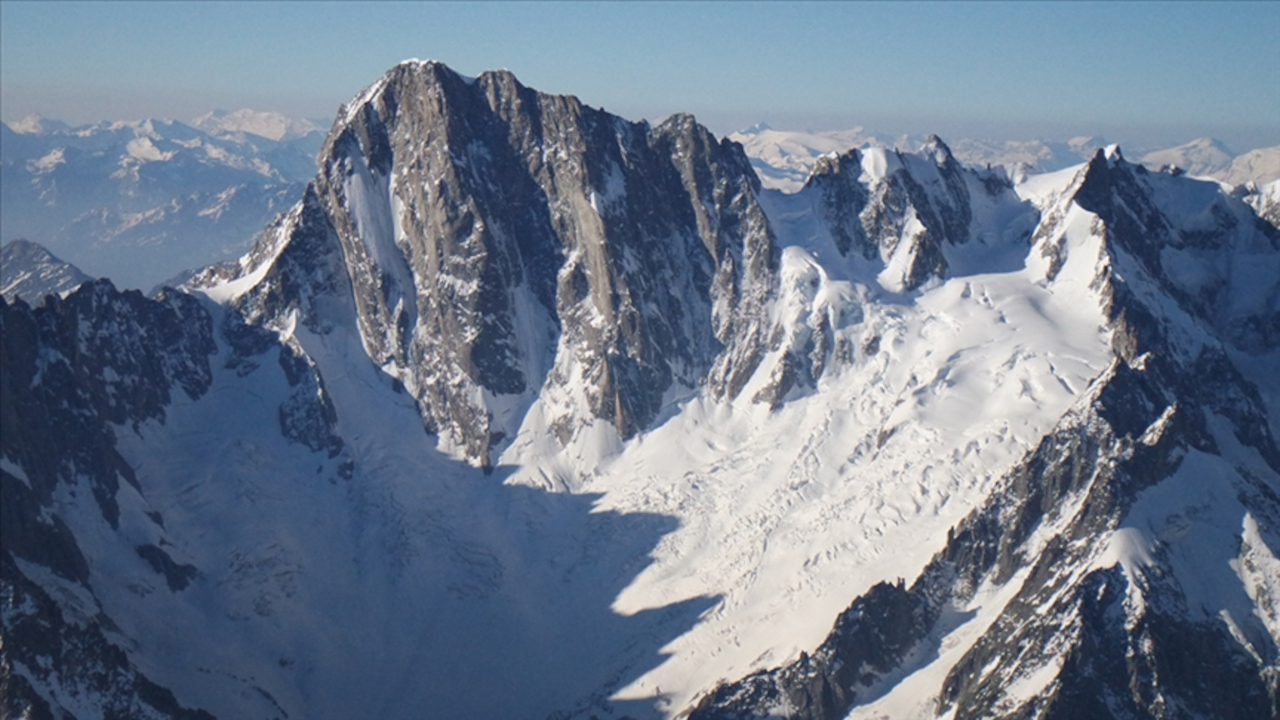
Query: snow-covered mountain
[
  {"left": 691, "top": 146, "right": 1280, "bottom": 719},
  {"left": 1, "top": 113, "right": 324, "bottom": 291},
  {"left": 1140, "top": 137, "right": 1236, "bottom": 178},
  {"left": 4, "top": 61, "right": 1279, "bottom": 720},
  {"left": 1221, "top": 146, "right": 1280, "bottom": 187},
  {"left": 727, "top": 124, "right": 906, "bottom": 192},
  {"left": 945, "top": 135, "right": 1110, "bottom": 174},
  {"left": 736, "top": 125, "right": 1280, "bottom": 193},
  {"left": 1, "top": 238, "right": 92, "bottom": 303},
  {"left": 191, "top": 109, "right": 324, "bottom": 142},
  {"left": 729, "top": 125, "right": 1108, "bottom": 192}
]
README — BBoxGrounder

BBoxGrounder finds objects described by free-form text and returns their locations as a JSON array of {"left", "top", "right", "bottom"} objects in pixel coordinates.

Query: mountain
[
  {"left": 1221, "top": 146, "right": 1280, "bottom": 187},
  {"left": 189, "top": 60, "right": 778, "bottom": 467},
  {"left": 4, "top": 61, "right": 1279, "bottom": 720},
  {"left": 729, "top": 125, "right": 1108, "bottom": 191},
  {"left": 1, "top": 238, "right": 93, "bottom": 303},
  {"left": 6, "top": 113, "right": 70, "bottom": 135},
  {"left": 1139, "top": 137, "right": 1237, "bottom": 178},
  {"left": 727, "top": 124, "right": 905, "bottom": 192},
  {"left": 690, "top": 147, "right": 1280, "bottom": 720},
  {"left": 0, "top": 113, "right": 324, "bottom": 291},
  {"left": 191, "top": 109, "right": 325, "bottom": 142},
  {"left": 737, "top": 126, "right": 1279, "bottom": 193}
]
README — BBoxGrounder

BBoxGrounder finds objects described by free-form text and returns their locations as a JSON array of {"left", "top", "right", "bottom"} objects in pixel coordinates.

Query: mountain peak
[
  {"left": 921, "top": 133, "right": 955, "bottom": 164},
  {"left": 1140, "top": 136, "right": 1235, "bottom": 177},
  {"left": 338, "top": 58, "right": 487, "bottom": 128},
  {"left": 1, "top": 238, "right": 93, "bottom": 303},
  {"left": 7, "top": 113, "right": 68, "bottom": 135},
  {"left": 1186, "top": 135, "right": 1234, "bottom": 153},
  {"left": 191, "top": 108, "right": 322, "bottom": 141}
]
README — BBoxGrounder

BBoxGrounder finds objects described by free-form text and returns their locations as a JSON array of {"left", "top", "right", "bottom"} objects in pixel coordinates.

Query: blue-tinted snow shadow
[
  {"left": 157, "top": 296, "right": 720, "bottom": 720},
  {"left": 368, "top": 460, "right": 721, "bottom": 720}
]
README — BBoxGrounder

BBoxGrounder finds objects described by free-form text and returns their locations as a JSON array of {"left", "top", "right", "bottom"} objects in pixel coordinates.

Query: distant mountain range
[
  {"left": 5, "top": 108, "right": 1275, "bottom": 297},
  {"left": 190, "top": 109, "right": 325, "bottom": 142},
  {"left": 1, "top": 110, "right": 327, "bottom": 291},
  {"left": 731, "top": 123, "right": 1280, "bottom": 192}
]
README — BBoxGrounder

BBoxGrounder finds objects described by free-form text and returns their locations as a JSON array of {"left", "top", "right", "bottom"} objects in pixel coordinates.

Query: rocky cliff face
[
  {"left": 200, "top": 60, "right": 777, "bottom": 466},
  {"left": 1, "top": 281, "right": 218, "bottom": 718},
  {"left": 1, "top": 274, "right": 351, "bottom": 718}
]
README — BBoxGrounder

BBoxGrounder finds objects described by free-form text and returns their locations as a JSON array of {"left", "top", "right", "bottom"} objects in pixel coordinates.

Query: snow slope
[{"left": 1221, "top": 146, "right": 1280, "bottom": 187}]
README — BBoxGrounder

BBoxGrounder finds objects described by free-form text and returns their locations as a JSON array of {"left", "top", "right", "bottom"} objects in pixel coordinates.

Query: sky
[{"left": 1, "top": 1, "right": 1277, "bottom": 151}]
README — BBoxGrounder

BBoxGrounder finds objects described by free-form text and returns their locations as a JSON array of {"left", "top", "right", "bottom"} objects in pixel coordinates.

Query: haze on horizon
[{"left": 1, "top": 1, "right": 1277, "bottom": 152}]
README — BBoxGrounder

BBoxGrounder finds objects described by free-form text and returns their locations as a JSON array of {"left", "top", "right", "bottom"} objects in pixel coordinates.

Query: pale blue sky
[{"left": 2, "top": 1, "right": 1276, "bottom": 149}]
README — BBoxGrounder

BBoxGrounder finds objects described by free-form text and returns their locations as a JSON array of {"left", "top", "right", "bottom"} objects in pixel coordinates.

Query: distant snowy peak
[
  {"left": 7, "top": 110, "right": 324, "bottom": 143},
  {"left": 1130, "top": 137, "right": 1278, "bottom": 186},
  {"left": 5, "top": 113, "right": 69, "bottom": 135},
  {"left": 191, "top": 109, "right": 324, "bottom": 142},
  {"left": 727, "top": 125, "right": 905, "bottom": 192},
  {"left": 732, "top": 126, "right": 1107, "bottom": 192},
  {"left": 1, "top": 238, "right": 93, "bottom": 303},
  {"left": 737, "top": 126, "right": 1280, "bottom": 193},
  {"left": 948, "top": 136, "right": 1107, "bottom": 173},
  {"left": 1139, "top": 136, "right": 1235, "bottom": 177},
  {"left": 1221, "top": 146, "right": 1280, "bottom": 187}
]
